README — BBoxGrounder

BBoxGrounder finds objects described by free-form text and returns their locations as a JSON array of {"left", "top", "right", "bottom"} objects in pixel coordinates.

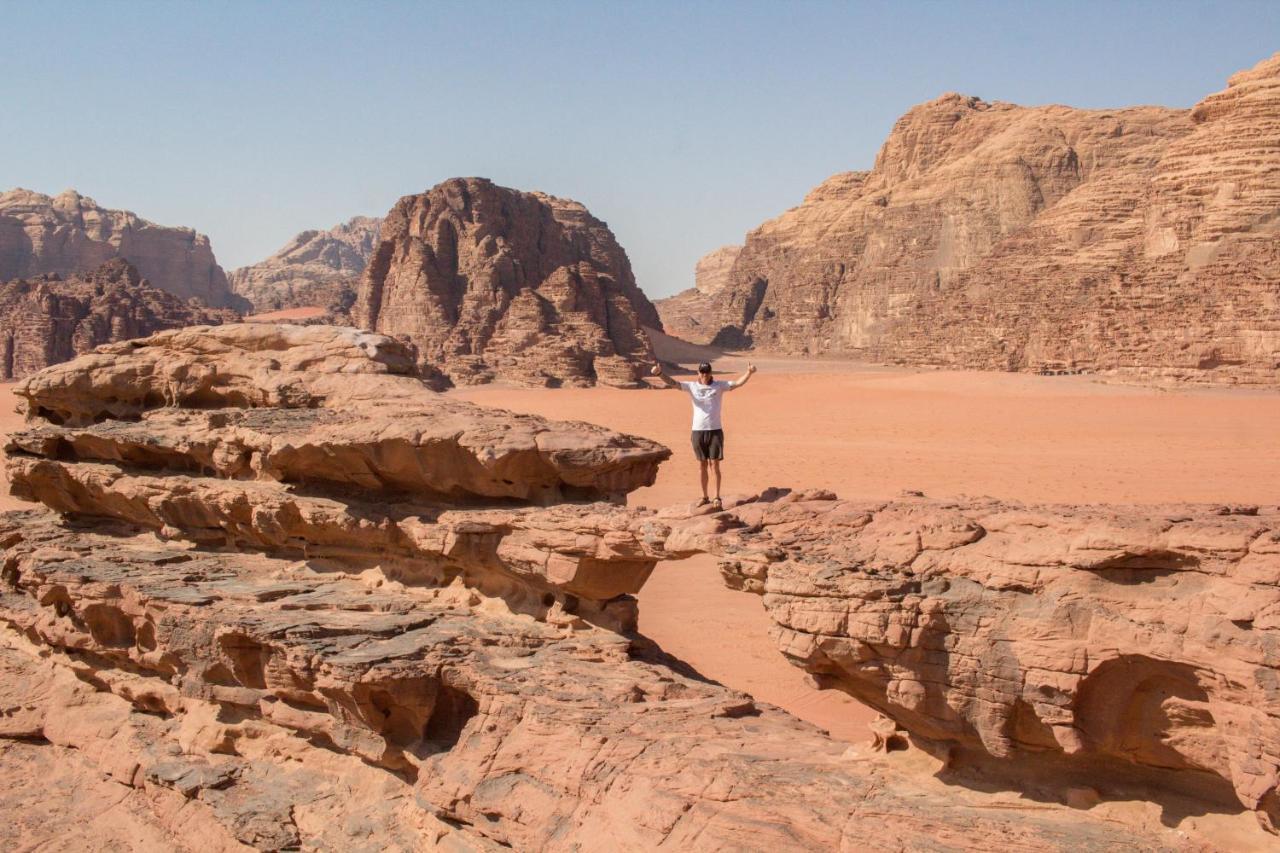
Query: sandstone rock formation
[
  {"left": 0, "top": 324, "right": 1183, "bottom": 850},
  {"left": 0, "top": 259, "right": 239, "bottom": 380},
  {"left": 656, "top": 244, "right": 742, "bottom": 344},
  {"left": 657, "top": 53, "right": 1280, "bottom": 382},
  {"left": 676, "top": 488, "right": 1280, "bottom": 833},
  {"left": 0, "top": 189, "right": 244, "bottom": 309},
  {"left": 354, "top": 178, "right": 662, "bottom": 388},
  {"left": 230, "top": 216, "right": 381, "bottom": 314}
]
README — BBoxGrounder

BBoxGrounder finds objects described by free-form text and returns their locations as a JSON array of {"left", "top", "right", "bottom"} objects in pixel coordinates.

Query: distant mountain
[
  {"left": 230, "top": 216, "right": 381, "bottom": 313},
  {"left": 0, "top": 188, "right": 244, "bottom": 310},
  {"left": 657, "top": 52, "right": 1280, "bottom": 384},
  {"left": 353, "top": 177, "right": 661, "bottom": 387},
  {"left": 0, "top": 258, "right": 238, "bottom": 379}
]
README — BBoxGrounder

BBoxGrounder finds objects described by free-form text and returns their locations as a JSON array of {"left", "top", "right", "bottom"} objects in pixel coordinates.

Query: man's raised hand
[{"left": 748, "top": 363, "right": 757, "bottom": 374}]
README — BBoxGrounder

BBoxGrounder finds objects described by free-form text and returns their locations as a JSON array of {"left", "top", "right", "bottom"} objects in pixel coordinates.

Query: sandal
[
  {"left": 711, "top": 497, "right": 723, "bottom": 510},
  {"left": 696, "top": 497, "right": 710, "bottom": 507}
]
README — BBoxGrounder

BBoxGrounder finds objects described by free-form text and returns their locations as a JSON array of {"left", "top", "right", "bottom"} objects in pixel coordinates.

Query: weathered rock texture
[
  {"left": 656, "top": 244, "right": 742, "bottom": 344},
  {"left": 354, "top": 178, "right": 662, "bottom": 388},
  {"left": 0, "top": 324, "right": 1183, "bottom": 851},
  {"left": 230, "top": 216, "right": 381, "bottom": 314},
  {"left": 678, "top": 489, "right": 1280, "bottom": 832},
  {"left": 0, "top": 188, "right": 244, "bottom": 309},
  {"left": 0, "top": 259, "right": 239, "bottom": 380},
  {"left": 657, "top": 54, "right": 1280, "bottom": 382}
]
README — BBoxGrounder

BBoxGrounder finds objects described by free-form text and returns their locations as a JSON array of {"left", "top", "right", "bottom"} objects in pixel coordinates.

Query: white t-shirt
[{"left": 681, "top": 379, "right": 733, "bottom": 430}]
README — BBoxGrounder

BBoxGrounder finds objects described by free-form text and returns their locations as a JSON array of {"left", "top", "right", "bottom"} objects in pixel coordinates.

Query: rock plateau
[
  {"left": 0, "top": 259, "right": 239, "bottom": 380},
  {"left": 0, "top": 189, "right": 244, "bottom": 310},
  {"left": 354, "top": 177, "right": 662, "bottom": 388},
  {"left": 230, "top": 216, "right": 381, "bottom": 314},
  {"left": 0, "top": 323, "right": 1241, "bottom": 850},
  {"left": 657, "top": 53, "right": 1280, "bottom": 383}
]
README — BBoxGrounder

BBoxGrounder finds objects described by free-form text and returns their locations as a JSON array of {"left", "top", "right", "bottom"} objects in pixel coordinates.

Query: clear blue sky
[{"left": 3, "top": 1, "right": 1277, "bottom": 297}]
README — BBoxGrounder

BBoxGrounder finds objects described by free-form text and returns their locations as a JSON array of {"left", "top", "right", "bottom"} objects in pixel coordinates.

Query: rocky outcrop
[
  {"left": 230, "top": 216, "right": 380, "bottom": 314},
  {"left": 354, "top": 178, "right": 662, "bottom": 388},
  {"left": 680, "top": 489, "right": 1280, "bottom": 832},
  {"left": 657, "top": 53, "right": 1280, "bottom": 383},
  {"left": 657, "top": 244, "right": 742, "bottom": 345},
  {"left": 0, "top": 259, "right": 239, "bottom": 380},
  {"left": 0, "top": 324, "right": 1181, "bottom": 850},
  {"left": 0, "top": 189, "right": 244, "bottom": 309}
]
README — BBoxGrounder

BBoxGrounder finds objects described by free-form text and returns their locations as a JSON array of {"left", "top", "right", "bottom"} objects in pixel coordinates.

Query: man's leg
[
  {"left": 711, "top": 459, "right": 721, "bottom": 500},
  {"left": 699, "top": 460, "right": 710, "bottom": 500}
]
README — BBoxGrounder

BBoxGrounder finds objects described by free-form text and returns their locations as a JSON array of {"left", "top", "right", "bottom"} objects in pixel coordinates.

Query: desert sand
[
  {"left": 243, "top": 305, "right": 328, "bottom": 323},
  {"left": 451, "top": 345, "right": 1280, "bottom": 742},
  {"left": 5, "top": 350, "right": 1278, "bottom": 747}
]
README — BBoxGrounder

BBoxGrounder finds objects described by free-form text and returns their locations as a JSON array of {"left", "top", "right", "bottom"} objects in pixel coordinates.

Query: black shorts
[{"left": 691, "top": 429, "right": 724, "bottom": 461}]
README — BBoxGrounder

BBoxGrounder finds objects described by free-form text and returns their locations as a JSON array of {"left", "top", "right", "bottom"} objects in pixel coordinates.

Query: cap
[{"left": 697, "top": 362, "right": 713, "bottom": 373}]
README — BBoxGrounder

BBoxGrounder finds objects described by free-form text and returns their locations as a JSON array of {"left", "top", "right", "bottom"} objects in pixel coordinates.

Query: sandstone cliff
[
  {"left": 673, "top": 489, "right": 1280, "bottom": 834},
  {"left": 0, "top": 189, "right": 244, "bottom": 310},
  {"left": 355, "top": 178, "right": 662, "bottom": 388},
  {"left": 0, "top": 259, "right": 238, "bottom": 380},
  {"left": 230, "top": 216, "right": 381, "bottom": 313},
  {"left": 657, "top": 243, "right": 742, "bottom": 344},
  {"left": 657, "top": 54, "right": 1280, "bottom": 383},
  {"left": 0, "top": 324, "right": 1211, "bottom": 851}
]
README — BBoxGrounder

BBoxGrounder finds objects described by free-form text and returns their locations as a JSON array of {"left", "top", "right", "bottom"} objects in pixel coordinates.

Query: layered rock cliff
[
  {"left": 354, "top": 178, "right": 662, "bottom": 388},
  {"left": 0, "top": 189, "right": 244, "bottom": 309},
  {"left": 678, "top": 489, "right": 1280, "bottom": 834},
  {"left": 0, "top": 324, "right": 1205, "bottom": 851},
  {"left": 657, "top": 53, "right": 1280, "bottom": 382},
  {"left": 657, "top": 243, "right": 742, "bottom": 344},
  {"left": 0, "top": 259, "right": 238, "bottom": 380},
  {"left": 230, "top": 216, "right": 381, "bottom": 313}
]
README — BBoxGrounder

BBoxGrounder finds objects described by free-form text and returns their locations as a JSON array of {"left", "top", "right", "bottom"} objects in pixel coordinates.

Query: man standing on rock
[{"left": 651, "top": 361, "right": 757, "bottom": 508}]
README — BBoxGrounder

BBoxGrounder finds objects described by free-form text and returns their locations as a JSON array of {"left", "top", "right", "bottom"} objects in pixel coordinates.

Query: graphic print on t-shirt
[{"left": 681, "top": 379, "right": 732, "bottom": 430}]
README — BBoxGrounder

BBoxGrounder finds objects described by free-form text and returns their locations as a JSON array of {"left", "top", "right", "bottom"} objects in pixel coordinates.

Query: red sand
[
  {"left": 244, "top": 306, "right": 327, "bottom": 323},
  {"left": 5, "top": 361, "right": 1279, "bottom": 747},
  {"left": 451, "top": 366, "right": 1280, "bottom": 742}
]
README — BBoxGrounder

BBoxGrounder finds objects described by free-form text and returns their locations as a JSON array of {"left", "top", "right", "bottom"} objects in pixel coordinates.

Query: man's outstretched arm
[
  {"left": 650, "top": 364, "right": 682, "bottom": 389},
  {"left": 729, "top": 363, "right": 758, "bottom": 389}
]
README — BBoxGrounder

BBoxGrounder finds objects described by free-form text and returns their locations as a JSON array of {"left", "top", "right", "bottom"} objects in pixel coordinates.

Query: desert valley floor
[
  {"left": 450, "top": 344, "right": 1280, "bottom": 746},
  {"left": 5, "top": 348, "right": 1279, "bottom": 751}
]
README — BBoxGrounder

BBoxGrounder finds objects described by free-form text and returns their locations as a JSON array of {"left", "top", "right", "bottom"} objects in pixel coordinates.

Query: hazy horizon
[{"left": 4, "top": 1, "right": 1278, "bottom": 298}]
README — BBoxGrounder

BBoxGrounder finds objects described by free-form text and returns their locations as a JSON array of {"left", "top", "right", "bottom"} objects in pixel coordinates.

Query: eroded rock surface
[
  {"left": 354, "top": 177, "right": 662, "bottom": 388},
  {"left": 0, "top": 323, "right": 1179, "bottom": 850},
  {"left": 230, "top": 216, "right": 381, "bottom": 314},
  {"left": 658, "top": 243, "right": 742, "bottom": 345},
  {"left": 0, "top": 259, "right": 239, "bottom": 380},
  {"left": 656, "top": 53, "right": 1280, "bottom": 382},
  {"left": 0, "top": 188, "right": 244, "bottom": 309},
  {"left": 682, "top": 489, "right": 1280, "bottom": 832}
]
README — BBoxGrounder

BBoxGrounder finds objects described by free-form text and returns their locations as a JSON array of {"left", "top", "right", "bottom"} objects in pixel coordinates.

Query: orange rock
[
  {"left": 354, "top": 177, "right": 661, "bottom": 388},
  {"left": 658, "top": 53, "right": 1280, "bottom": 384}
]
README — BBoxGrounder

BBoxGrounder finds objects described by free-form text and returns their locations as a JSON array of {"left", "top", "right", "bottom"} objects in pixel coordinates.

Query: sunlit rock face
[
  {"left": 0, "top": 323, "right": 1194, "bottom": 850},
  {"left": 0, "top": 188, "right": 244, "bottom": 309},
  {"left": 658, "top": 53, "right": 1280, "bottom": 384},
  {"left": 354, "top": 177, "right": 662, "bottom": 389},
  {"left": 0, "top": 259, "right": 238, "bottom": 380},
  {"left": 230, "top": 215, "right": 381, "bottom": 314}
]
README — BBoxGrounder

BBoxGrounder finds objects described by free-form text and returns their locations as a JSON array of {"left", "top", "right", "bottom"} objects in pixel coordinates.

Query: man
[{"left": 650, "top": 360, "right": 757, "bottom": 508}]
